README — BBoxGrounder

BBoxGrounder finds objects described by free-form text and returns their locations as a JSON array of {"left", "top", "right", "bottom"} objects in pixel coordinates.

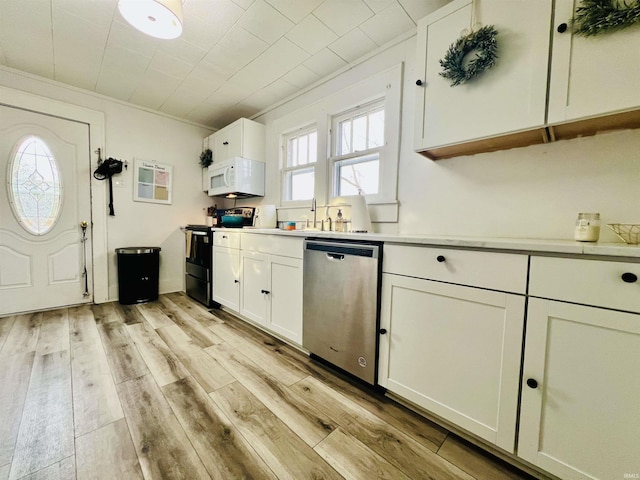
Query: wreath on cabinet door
[
  {"left": 199, "top": 148, "right": 212, "bottom": 168},
  {"left": 439, "top": 25, "right": 498, "bottom": 87},
  {"left": 572, "top": 0, "right": 640, "bottom": 36}
]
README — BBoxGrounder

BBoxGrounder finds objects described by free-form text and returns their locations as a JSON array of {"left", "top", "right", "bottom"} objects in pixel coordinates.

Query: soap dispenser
[{"left": 335, "top": 209, "right": 344, "bottom": 232}]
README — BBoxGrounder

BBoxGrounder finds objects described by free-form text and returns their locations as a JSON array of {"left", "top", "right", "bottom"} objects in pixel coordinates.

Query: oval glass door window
[{"left": 8, "top": 136, "right": 63, "bottom": 235}]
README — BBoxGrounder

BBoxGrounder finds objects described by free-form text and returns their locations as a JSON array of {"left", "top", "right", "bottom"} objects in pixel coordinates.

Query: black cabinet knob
[
  {"left": 379, "top": 328, "right": 387, "bottom": 335},
  {"left": 557, "top": 23, "right": 568, "bottom": 33},
  {"left": 234, "top": 279, "right": 239, "bottom": 284},
  {"left": 223, "top": 141, "right": 229, "bottom": 145},
  {"left": 261, "top": 289, "right": 270, "bottom": 294},
  {"left": 436, "top": 255, "right": 446, "bottom": 263},
  {"left": 416, "top": 79, "right": 424, "bottom": 86},
  {"left": 526, "top": 378, "right": 538, "bottom": 389},
  {"left": 621, "top": 272, "right": 638, "bottom": 283}
]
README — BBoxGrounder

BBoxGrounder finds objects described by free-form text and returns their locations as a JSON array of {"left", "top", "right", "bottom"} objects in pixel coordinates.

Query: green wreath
[
  {"left": 572, "top": 0, "right": 640, "bottom": 36},
  {"left": 439, "top": 25, "right": 498, "bottom": 87},
  {"left": 199, "top": 148, "right": 213, "bottom": 168}
]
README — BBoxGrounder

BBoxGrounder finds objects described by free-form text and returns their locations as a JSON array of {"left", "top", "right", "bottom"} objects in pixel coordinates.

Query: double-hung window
[
  {"left": 282, "top": 127, "right": 317, "bottom": 202},
  {"left": 331, "top": 100, "right": 384, "bottom": 197}
]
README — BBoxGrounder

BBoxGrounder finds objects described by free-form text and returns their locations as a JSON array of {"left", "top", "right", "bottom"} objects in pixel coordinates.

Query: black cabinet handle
[
  {"left": 234, "top": 279, "right": 239, "bottom": 283},
  {"left": 222, "top": 235, "right": 228, "bottom": 239},
  {"left": 526, "top": 378, "right": 538, "bottom": 389},
  {"left": 223, "top": 141, "right": 229, "bottom": 145},
  {"left": 416, "top": 79, "right": 424, "bottom": 86},
  {"left": 557, "top": 23, "right": 568, "bottom": 33},
  {"left": 379, "top": 328, "right": 387, "bottom": 335},
  {"left": 622, "top": 272, "right": 638, "bottom": 283},
  {"left": 436, "top": 255, "right": 446, "bottom": 263},
  {"left": 261, "top": 289, "right": 270, "bottom": 294}
]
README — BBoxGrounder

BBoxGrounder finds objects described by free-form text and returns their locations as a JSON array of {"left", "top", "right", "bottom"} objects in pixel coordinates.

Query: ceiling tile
[
  {"left": 281, "top": 64, "right": 320, "bottom": 89},
  {"left": 129, "top": 70, "right": 182, "bottom": 109},
  {"left": 107, "top": 20, "right": 158, "bottom": 59},
  {"left": 148, "top": 51, "right": 195, "bottom": 80},
  {"left": 101, "top": 45, "right": 153, "bottom": 76},
  {"left": 329, "top": 28, "right": 377, "bottom": 63},
  {"left": 230, "top": 0, "right": 256, "bottom": 9},
  {"left": 264, "top": 0, "right": 324, "bottom": 23},
  {"left": 313, "top": 0, "right": 374, "bottom": 36},
  {"left": 285, "top": 14, "right": 338, "bottom": 55},
  {"left": 213, "top": 81, "right": 253, "bottom": 105},
  {"left": 202, "top": 27, "right": 268, "bottom": 78},
  {"left": 181, "top": 0, "right": 245, "bottom": 50},
  {"left": 240, "top": 78, "right": 298, "bottom": 111},
  {"left": 181, "top": 66, "right": 227, "bottom": 92},
  {"left": 54, "top": 57, "right": 102, "bottom": 91},
  {"left": 160, "top": 87, "right": 210, "bottom": 117},
  {"left": 55, "top": 0, "right": 117, "bottom": 28},
  {"left": 363, "top": 0, "right": 395, "bottom": 13},
  {"left": 397, "top": 0, "right": 452, "bottom": 23},
  {"left": 303, "top": 48, "right": 347, "bottom": 77},
  {"left": 95, "top": 68, "right": 141, "bottom": 102},
  {"left": 238, "top": 0, "right": 294, "bottom": 44},
  {"left": 359, "top": 2, "right": 415, "bottom": 46},
  {"left": 156, "top": 38, "right": 208, "bottom": 66}
]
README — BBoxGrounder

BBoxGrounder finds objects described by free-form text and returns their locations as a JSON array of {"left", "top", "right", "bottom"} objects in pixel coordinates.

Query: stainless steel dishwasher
[{"left": 303, "top": 239, "right": 383, "bottom": 385}]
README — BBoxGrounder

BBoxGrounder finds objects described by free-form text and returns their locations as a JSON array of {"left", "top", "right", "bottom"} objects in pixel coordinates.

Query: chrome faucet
[{"left": 311, "top": 197, "right": 317, "bottom": 229}]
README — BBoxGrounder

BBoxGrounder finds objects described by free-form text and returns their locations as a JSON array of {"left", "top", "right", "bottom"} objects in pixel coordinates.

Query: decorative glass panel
[{"left": 8, "top": 136, "right": 62, "bottom": 235}]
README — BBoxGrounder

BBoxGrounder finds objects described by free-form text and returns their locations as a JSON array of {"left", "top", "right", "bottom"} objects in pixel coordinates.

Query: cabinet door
[
  {"left": 378, "top": 273, "right": 524, "bottom": 452},
  {"left": 212, "top": 247, "right": 240, "bottom": 311},
  {"left": 267, "top": 255, "right": 302, "bottom": 345},
  {"left": 213, "top": 121, "right": 242, "bottom": 163},
  {"left": 548, "top": 0, "right": 640, "bottom": 123},
  {"left": 519, "top": 299, "right": 640, "bottom": 479},
  {"left": 414, "top": 0, "right": 551, "bottom": 151},
  {"left": 240, "top": 250, "right": 269, "bottom": 326}
]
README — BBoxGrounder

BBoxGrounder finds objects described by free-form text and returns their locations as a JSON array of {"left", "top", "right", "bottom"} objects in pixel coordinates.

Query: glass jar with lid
[{"left": 574, "top": 213, "right": 601, "bottom": 242}]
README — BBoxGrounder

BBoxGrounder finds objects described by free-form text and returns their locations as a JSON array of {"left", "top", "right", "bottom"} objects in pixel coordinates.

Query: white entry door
[{"left": 0, "top": 104, "right": 92, "bottom": 315}]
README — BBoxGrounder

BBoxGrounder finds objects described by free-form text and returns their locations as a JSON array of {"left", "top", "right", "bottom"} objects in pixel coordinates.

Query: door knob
[{"left": 526, "top": 378, "right": 538, "bottom": 389}]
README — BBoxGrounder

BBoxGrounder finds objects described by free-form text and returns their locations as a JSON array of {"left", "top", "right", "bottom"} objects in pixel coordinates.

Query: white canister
[{"left": 574, "top": 213, "right": 600, "bottom": 242}]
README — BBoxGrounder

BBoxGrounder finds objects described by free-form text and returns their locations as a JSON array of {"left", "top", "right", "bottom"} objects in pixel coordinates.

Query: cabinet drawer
[
  {"left": 213, "top": 231, "right": 240, "bottom": 249},
  {"left": 241, "top": 234, "right": 303, "bottom": 259},
  {"left": 383, "top": 244, "right": 528, "bottom": 294},
  {"left": 529, "top": 256, "right": 640, "bottom": 313}
]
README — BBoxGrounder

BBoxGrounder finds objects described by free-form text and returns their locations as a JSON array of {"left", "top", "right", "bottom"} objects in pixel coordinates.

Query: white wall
[
  {"left": 0, "top": 67, "right": 213, "bottom": 301},
  {"left": 253, "top": 35, "right": 640, "bottom": 243}
]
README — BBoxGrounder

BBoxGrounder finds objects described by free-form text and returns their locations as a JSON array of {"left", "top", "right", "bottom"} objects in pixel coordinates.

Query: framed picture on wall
[{"left": 133, "top": 158, "right": 173, "bottom": 204}]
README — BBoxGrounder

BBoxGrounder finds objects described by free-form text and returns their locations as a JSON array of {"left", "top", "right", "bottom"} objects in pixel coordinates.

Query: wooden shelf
[{"left": 418, "top": 108, "right": 640, "bottom": 161}]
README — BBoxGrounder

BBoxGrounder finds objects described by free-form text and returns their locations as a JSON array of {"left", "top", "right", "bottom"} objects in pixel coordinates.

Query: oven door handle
[{"left": 190, "top": 231, "right": 207, "bottom": 236}]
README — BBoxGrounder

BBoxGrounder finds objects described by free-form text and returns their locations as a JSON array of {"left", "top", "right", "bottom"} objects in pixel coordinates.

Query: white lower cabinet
[
  {"left": 212, "top": 246, "right": 240, "bottom": 311},
  {"left": 229, "top": 233, "right": 303, "bottom": 345},
  {"left": 518, "top": 257, "right": 640, "bottom": 479},
  {"left": 378, "top": 273, "right": 525, "bottom": 453}
]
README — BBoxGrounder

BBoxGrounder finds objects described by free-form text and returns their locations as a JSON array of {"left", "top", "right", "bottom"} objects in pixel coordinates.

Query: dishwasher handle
[
  {"left": 326, "top": 253, "right": 345, "bottom": 261},
  {"left": 304, "top": 240, "right": 380, "bottom": 259}
]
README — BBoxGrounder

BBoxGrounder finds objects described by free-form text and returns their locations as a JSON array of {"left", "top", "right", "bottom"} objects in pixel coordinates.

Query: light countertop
[{"left": 212, "top": 227, "right": 640, "bottom": 259}]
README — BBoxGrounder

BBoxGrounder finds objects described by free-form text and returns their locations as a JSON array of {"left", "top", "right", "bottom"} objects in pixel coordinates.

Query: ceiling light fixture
[{"left": 118, "top": 0, "right": 183, "bottom": 40}]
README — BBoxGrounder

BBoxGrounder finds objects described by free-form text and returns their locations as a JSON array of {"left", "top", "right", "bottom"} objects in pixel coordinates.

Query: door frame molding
[{"left": 0, "top": 85, "right": 109, "bottom": 303}]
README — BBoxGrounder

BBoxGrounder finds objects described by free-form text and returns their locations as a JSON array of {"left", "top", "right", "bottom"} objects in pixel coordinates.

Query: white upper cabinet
[
  {"left": 207, "top": 118, "right": 265, "bottom": 164},
  {"left": 414, "top": 0, "right": 552, "bottom": 158},
  {"left": 548, "top": 0, "right": 640, "bottom": 124}
]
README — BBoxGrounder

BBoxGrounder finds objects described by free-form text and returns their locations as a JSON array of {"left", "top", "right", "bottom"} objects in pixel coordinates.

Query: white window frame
[
  {"left": 281, "top": 125, "right": 318, "bottom": 204},
  {"left": 330, "top": 99, "right": 385, "bottom": 198}
]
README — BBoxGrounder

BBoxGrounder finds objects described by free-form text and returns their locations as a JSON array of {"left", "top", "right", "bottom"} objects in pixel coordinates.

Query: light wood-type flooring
[{"left": 0, "top": 292, "right": 537, "bottom": 480}]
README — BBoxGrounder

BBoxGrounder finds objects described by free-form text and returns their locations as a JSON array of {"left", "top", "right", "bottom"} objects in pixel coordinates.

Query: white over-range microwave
[{"left": 207, "top": 157, "right": 265, "bottom": 198}]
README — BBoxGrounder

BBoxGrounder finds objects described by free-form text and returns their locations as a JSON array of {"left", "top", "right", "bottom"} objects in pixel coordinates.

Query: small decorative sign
[{"left": 133, "top": 159, "right": 173, "bottom": 204}]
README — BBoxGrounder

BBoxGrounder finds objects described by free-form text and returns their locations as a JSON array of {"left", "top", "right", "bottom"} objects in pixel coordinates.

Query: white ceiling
[{"left": 0, "top": 0, "right": 449, "bottom": 128}]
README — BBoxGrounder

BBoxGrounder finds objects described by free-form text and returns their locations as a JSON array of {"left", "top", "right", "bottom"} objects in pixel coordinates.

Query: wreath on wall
[
  {"left": 573, "top": 0, "right": 640, "bottom": 36},
  {"left": 439, "top": 25, "right": 498, "bottom": 87}
]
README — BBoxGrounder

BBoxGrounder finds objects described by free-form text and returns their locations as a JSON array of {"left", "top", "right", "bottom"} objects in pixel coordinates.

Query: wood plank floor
[{"left": 0, "top": 293, "right": 538, "bottom": 480}]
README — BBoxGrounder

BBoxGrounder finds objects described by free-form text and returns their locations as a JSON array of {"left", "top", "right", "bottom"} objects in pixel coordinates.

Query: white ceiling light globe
[{"left": 118, "top": 0, "right": 183, "bottom": 40}]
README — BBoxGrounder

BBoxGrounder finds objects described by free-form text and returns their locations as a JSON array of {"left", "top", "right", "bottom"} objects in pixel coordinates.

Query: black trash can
[{"left": 115, "top": 247, "right": 161, "bottom": 305}]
